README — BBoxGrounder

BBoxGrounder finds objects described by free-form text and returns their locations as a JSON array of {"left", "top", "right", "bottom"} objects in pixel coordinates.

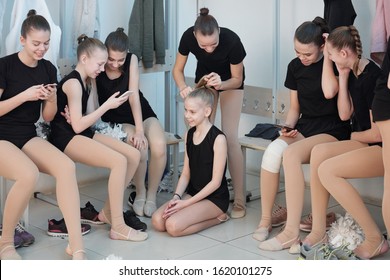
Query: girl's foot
[
  {"left": 0, "top": 245, "right": 21, "bottom": 260},
  {"left": 144, "top": 200, "right": 157, "bottom": 217},
  {"left": 133, "top": 197, "right": 146, "bottom": 217},
  {"left": 353, "top": 238, "right": 389, "bottom": 259},
  {"left": 109, "top": 225, "right": 148, "bottom": 242},
  {"left": 252, "top": 225, "right": 272, "bottom": 242},
  {"left": 217, "top": 213, "right": 230, "bottom": 223},
  {"left": 65, "top": 244, "right": 87, "bottom": 260},
  {"left": 258, "top": 233, "right": 300, "bottom": 253}
]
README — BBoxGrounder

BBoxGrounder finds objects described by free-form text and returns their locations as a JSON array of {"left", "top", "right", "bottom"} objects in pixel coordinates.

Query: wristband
[{"left": 174, "top": 193, "right": 182, "bottom": 200}]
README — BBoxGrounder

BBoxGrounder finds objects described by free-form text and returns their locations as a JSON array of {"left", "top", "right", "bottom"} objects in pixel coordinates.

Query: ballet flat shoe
[
  {"left": 252, "top": 225, "right": 272, "bottom": 242},
  {"left": 143, "top": 201, "right": 157, "bottom": 217},
  {"left": 0, "top": 245, "right": 22, "bottom": 260},
  {"left": 258, "top": 236, "right": 300, "bottom": 251},
  {"left": 354, "top": 238, "right": 389, "bottom": 259},
  {"left": 109, "top": 228, "right": 148, "bottom": 242},
  {"left": 132, "top": 198, "right": 146, "bottom": 217}
]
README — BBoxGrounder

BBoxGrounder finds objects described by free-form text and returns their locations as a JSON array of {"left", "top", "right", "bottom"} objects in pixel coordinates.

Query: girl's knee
[
  {"left": 151, "top": 214, "right": 166, "bottom": 232},
  {"left": 165, "top": 219, "right": 182, "bottom": 237}
]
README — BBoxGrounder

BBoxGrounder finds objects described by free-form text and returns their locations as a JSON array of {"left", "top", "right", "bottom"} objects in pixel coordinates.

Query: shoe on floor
[
  {"left": 231, "top": 203, "right": 246, "bottom": 219},
  {"left": 80, "top": 201, "right": 105, "bottom": 225},
  {"left": 127, "top": 191, "right": 136, "bottom": 207},
  {"left": 299, "top": 212, "right": 336, "bottom": 232},
  {"left": 1, "top": 224, "right": 26, "bottom": 248},
  {"left": 15, "top": 223, "right": 35, "bottom": 247},
  {"left": 123, "top": 210, "right": 147, "bottom": 231},
  {"left": 299, "top": 242, "right": 338, "bottom": 260},
  {"left": 252, "top": 225, "right": 272, "bottom": 242},
  {"left": 47, "top": 218, "right": 91, "bottom": 237},
  {"left": 271, "top": 204, "right": 287, "bottom": 227}
]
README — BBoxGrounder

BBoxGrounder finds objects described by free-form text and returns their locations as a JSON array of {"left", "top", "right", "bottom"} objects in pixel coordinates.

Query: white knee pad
[{"left": 261, "top": 139, "right": 288, "bottom": 173}]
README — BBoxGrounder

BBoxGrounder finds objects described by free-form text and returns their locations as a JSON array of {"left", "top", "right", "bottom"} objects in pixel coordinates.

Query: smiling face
[
  {"left": 194, "top": 29, "right": 219, "bottom": 53},
  {"left": 184, "top": 96, "right": 211, "bottom": 127},
  {"left": 106, "top": 49, "right": 127, "bottom": 72},
  {"left": 83, "top": 48, "right": 108, "bottom": 79},
  {"left": 20, "top": 28, "right": 50, "bottom": 61},
  {"left": 294, "top": 39, "right": 323, "bottom": 66}
]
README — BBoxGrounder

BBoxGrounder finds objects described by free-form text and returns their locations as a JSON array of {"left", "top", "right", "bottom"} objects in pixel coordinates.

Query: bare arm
[
  {"left": 322, "top": 40, "right": 339, "bottom": 99},
  {"left": 172, "top": 52, "right": 192, "bottom": 98},
  {"left": 351, "top": 110, "right": 382, "bottom": 144},
  {"left": 41, "top": 84, "right": 57, "bottom": 121},
  {"left": 127, "top": 54, "right": 147, "bottom": 150},
  {"left": 206, "top": 62, "right": 244, "bottom": 91},
  {"left": 64, "top": 78, "right": 128, "bottom": 133},
  {"left": 336, "top": 66, "right": 354, "bottom": 121}
]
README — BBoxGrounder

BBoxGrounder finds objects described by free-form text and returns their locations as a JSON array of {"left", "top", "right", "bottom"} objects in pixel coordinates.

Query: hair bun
[
  {"left": 27, "top": 9, "right": 37, "bottom": 17},
  {"left": 199, "top": 7, "right": 209, "bottom": 16},
  {"left": 77, "top": 34, "right": 89, "bottom": 45},
  {"left": 116, "top": 27, "right": 125, "bottom": 33}
]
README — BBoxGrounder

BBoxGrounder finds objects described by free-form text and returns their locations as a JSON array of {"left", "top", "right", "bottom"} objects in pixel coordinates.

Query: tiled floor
[{"left": 6, "top": 176, "right": 390, "bottom": 260}]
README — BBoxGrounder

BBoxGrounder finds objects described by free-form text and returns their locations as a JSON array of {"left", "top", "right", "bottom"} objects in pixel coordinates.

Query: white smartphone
[{"left": 119, "top": 90, "right": 133, "bottom": 98}]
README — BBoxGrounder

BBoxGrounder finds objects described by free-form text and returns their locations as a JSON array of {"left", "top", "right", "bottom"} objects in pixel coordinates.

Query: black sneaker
[
  {"left": 47, "top": 218, "right": 91, "bottom": 237},
  {"left": 80, "top": 201, "right": 104, "bottom": 225},
  {"left": 123, "top": 210, "right": 147, "bottom": 231},
  {"left": 127, "top": 191, "right": 136, "bottom": 207}
]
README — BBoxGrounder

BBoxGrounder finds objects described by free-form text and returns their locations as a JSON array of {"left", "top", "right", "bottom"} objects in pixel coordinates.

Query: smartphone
[
  {"left": 119, "top": 90, "right": 132, "bottom": 98},
  {"left": 274, "top": 124, "right": 295, "bottom": 132},
  {"left": 44, "top": 83, "right": 57, "bottom": 88}
]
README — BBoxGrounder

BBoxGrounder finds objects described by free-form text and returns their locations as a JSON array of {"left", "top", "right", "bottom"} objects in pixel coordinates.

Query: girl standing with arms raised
[
  {"left": 50, "top": 35, "right": 147, "bottom": 242},
  {"left": 0, "top": 10, "right": 84, "bottom": 260},
  {"left": 172, "top": 8, "right": 247, "bottom": 218}
]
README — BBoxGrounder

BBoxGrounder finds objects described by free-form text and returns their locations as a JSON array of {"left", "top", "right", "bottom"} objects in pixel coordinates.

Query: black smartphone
[
  {"left": 274, "top": 124, "right": 294, "bottom": 132},
  {"left": 174, "top": 134, "right": 182, "bottom": 139}
]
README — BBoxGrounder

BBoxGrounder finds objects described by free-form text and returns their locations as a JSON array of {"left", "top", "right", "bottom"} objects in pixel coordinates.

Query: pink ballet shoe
[
  {"left": 97, "top": 209, "right": 111, "bottom": 225},
  {"left": 0, "top": 245, "right": 21, "bottom": 260},
  {"left": 252, "top": 225, "right": 272, "bottom": 242},
  {"left": 258, "top": 235, "right": 300, "bottom": 252},
  {"left": 217, "top": 213, "right": 230, "bottom": 223},
  {"left": 353, "top": 238, "right": 389, "bottom": 259},
  {"left": 65, "top": 244, "right": 87, "bottom": 260},
  {"left": 109, "top": 228, "right": 148, "bottom": 242}
]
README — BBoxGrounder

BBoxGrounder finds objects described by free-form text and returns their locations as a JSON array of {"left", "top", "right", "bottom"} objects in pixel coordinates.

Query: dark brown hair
[
  {"left": 194, "top": 7, "right": 219, "bottom": 36},
  {"left": 21, "top": 9, "right": 51, "bottom": 38},
  {"left": 295, "top": 17, "right": 329, "bottom": 47},
  {"left": 105, "top": 27, "right": 129, "bottom": 52}
]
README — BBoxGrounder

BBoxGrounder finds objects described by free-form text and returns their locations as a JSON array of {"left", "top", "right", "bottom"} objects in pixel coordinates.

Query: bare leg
[
  {"left": 219, "top": 89, "right": 245, "bottom": 213},
  {"left": 319, "top": 146, "right": 385, "bottom": 258},
  {"left": 0, "top": 141, "right": 39, "bottom": 260},
  {"left": 23, "top": 137, "right": 84, "bottom": 259},
  {"left": 152, "top": 195, "right": 223, "bottom": 237},
  {"left": 306, "top": 140, "right": 367, "bottom": 246},
  {"left": 377, "top": 120, "right": 390, "bottom": 239}
]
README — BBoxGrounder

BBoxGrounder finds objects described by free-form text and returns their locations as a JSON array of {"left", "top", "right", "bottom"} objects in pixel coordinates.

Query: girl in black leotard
[
  {"left": 0, "top": 10, "right": 85, "bottom": 260},
  {"left": 152, "top": 87, "right": 230, "bottom": 236},
  {"left": 50, "top": 35, "right": 147, "bottom": 243}
]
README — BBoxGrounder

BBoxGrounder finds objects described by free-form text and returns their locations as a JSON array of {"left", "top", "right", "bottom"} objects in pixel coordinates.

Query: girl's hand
[
  {"left": 40, "top": 84, "right": 57, "bottom": 102},
  {"left": 103, "top": 91, "right": 129, "bottom": 109},
  {"left": 162, "top": 198, "right": 186, "bottom": 219},
  {"left": 336, "top": 65, "right": 351, "bottom": 77},
  {"left": 22, "top": 85, "right": 47, "bottom": 102},
  {"left": 60, "top": 105, "right": 71, "bottom": 124},
  {"left": 205, "top": 72, "right": 222, "bottom": 90},
  {"left": 280, "top": 127, "right": 298, "bottom": 138},
  {"left": 130, "top": 131, "right": 148, "bottom": 150},
  {"left": 179, "top": 85, "right": 193, "bottom": 99}
]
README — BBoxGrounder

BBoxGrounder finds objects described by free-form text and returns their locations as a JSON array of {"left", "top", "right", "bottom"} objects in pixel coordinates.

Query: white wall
[{"left": 176, "top": 0, "right": 382, "bottom": 201}]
